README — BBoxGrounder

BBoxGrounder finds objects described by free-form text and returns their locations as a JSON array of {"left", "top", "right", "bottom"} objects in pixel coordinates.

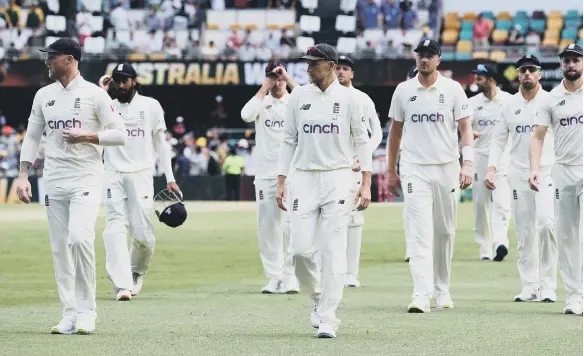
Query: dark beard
[
  {"left": 476, "top": 85, "right": 486, "bottom": 93},
  {"left": 564, "top": 70, "right": 582, "bottom": 81},
  {"left": 116, "top": 89, "right": 134, "bottom": 103}
]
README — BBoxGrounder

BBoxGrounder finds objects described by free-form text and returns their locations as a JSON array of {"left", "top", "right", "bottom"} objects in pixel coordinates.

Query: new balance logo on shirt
[
  {"left": 45, "top": 100, "right": 55, "bottom": 107},
  {"left": 300, "top": 104, "right": 311, "bottom": 110}
]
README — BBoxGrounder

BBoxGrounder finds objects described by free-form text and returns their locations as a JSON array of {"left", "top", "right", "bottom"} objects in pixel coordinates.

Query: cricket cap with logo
[
  {"left": 154, "top": 189, "right": 187, "bottom": 228},
  {"left": 414, "top": 39, "right": 441, "bottom": 56},
  {"left": 472, "top": 63, "right": 498, "bottom": 79},
  {"left": 39, "top": 38, "right": 82, "bottom": 61},
  {"left": 338, "top": 54, "right": 355, "bottom": 69},
  {"left": 559, "top": 43, "right": 583, "bottom": 58},
  {"left": 515, "top": 54, "right": 541, "bottom": 68},
  {"left": 265, "top": 61, "right": 287, "bottom": 78},
  {"left": 298, "top": 43, "right": 339, "bottom": 63},
  {"left": 112, "top": 62, "right": 138, "bottom": 79}
]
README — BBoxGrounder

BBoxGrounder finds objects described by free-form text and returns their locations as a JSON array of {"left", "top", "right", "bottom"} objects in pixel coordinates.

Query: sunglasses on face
[
  {"left": 306, "top": 46, "right": 334, "bottom": 62},
  {"left": 518, "top": 66, "right": 541, "bottom": 74}
]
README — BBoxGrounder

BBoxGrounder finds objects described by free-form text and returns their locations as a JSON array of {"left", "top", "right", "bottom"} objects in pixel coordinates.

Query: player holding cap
[
  {"left": 276, "top": 43, "right": 372, "bottom": 338},
  {"left": 387, "top": 39, "right": 474, "bottom": 313},
  {"left": 529, "top": 44, "right": 583, "bottom": 314},
  {"left": 486, "top": 54, "right": 557, "bottom": 302},
  {"left": 468, "top": 64, "right": 513, "bottom": 261},
  {"left": 335, "top": 54, "right": 382, "bottom": 288},
  {"left": 15, "top": 38, "right": 127, "bottom": 334},
  {"left": 99, "top": 63, "right": 182, "bottom": 301},
  {"left": 240, "top": 61, "right": 300, "bottom": 294}
]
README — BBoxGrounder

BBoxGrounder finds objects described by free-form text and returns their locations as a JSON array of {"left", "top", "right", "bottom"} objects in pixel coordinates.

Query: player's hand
[
  {"left": 15, "top": 178, "right": 32, "bottom": 204},
  {"left": 260, "top": 76, "right": 276, "bottom": 92},
  {"left": 528, "top": 170, "right": 540, "bottom": 192},
  {"left": 352, "top": 160, "right": 360, "bottom": 172},
  {"left": 387, "top": 170, "right": 401, "bottom": 197},
  {"left": 276, "top": 180, "right": 287, "bottom": 211},
  {"left": 484, "top": 168, "right": 496, "bottom": 190},
  {"left": 63, "top": 128, "right": 89, "bottom": 144},
  {"left": 99, "top": 75, "right": 112, "bottom": 91},
  {"left": 459, "top": 161, "right": 472, "bottom": 190},
  {"left": 355, "top": 183, "right": 371, "bottom": 211},
  {"left": 167, "top": 182, "right": 183, "bottom": 200},
  {"left": 473, "top": 131, "right": 481, "bottom": 140}
]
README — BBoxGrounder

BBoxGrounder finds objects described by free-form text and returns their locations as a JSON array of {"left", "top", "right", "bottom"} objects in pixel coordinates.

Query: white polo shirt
[
  {"left": 489, "top": 86, "right": 555, "bottom": 172},
  {"left": 350, "top": 84, "right": 383, "bottom": 156},
  {"left": 241, "top": 92, "right": 289, "bottom": 180},
  {"left": 277, "top": 80, "right": 371, "bottom": 176},
  {"left": 104, "top": 93, "right": 167, "bottom": 173},
  {"left": 388, "top": 73, "right": 473, "bottom": 165},
  {"left": 536, "top": 80, "right": 583, "bottom": 166},
  {"left": 27, "top": 74, "right": 120, "bottom": 184}
]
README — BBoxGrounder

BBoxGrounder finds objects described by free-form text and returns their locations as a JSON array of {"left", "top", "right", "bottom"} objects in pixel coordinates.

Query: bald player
[
  {"left": 530, "top": 44, "right": 583, "bottom": 315},
  {"left": 336, "top": 54, "right": 383, "bottom": 287}
]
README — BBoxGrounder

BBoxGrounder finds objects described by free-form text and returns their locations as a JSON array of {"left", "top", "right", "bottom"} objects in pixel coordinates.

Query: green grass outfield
[{"left": 0, "top": 202, "right": 581, "bottom": 356}]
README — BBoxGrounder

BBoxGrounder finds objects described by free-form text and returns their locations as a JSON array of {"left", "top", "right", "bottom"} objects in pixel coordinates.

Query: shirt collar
[
  {"left": 559, "top": 79, "right": 584, "bottom": 94},
  {"left": 59, "top": 72, "right": 84, "bottom": 91},
  {"left": 416, "top": 72, "right": 443, "bottom": 90},
  {"left": 312, "top": 79, "right": 342, "bottom": 94},
  {"left": 268, "top": 91, "right": 289, "bottom": 103},
  {"left": 480, "top": 88, "right": 502, "bottom": 102}
]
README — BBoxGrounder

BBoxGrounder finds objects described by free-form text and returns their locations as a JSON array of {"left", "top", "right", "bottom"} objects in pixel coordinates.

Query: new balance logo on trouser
[
  {"left": 401, "top": 161, "right": 459, "bottom": 312},
  {"left": 103, "top": 169, "right": 155, "bottom": 299},
  {"left": 553, "top": 163, "right": 583, "bottom": 314},
  {"left": 254, "top": 179, "right": 298, "bottom": 294},
  {"left": 346, "top": 171, "right": 364, "bottom": 287},
  {"left": 473, "top": 153, "right": 511, "bottom": 260},
  {"left": 508, "top": 166, "right": 557, "bottom": 302}
]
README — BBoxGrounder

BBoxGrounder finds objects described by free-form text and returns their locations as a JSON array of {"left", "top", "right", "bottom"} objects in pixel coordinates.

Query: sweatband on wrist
[{"left": 462, "top": 146, "right": 473, "bottom": 163}]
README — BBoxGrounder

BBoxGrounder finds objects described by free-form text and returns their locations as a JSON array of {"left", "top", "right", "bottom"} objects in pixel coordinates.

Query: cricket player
[
  {"left": 99, "top": 63, "right": 182, "bottom": 301},
  {"left": 240, "top": 61, "right": 300, "bottom": 294},
  {"left": 15, "top": 38, "right": 127, "bottom": 334},
  {"left": 468, "top": 64, "right": 513, "bottom": 261},
  {"left": 335, "top": 54, "right": 383, "bottom": 288},
  {"left": 386, "top": 40, "right": 474, "bottom": 313},
  {"left": 486, "top": 54, "right": 557, "bottom": 303},
  {"left": 529, "top": 44, "right": 583, "bottom": 314},
  {"left": 276, "top": 43, "right": 372, "bottom": 338}
]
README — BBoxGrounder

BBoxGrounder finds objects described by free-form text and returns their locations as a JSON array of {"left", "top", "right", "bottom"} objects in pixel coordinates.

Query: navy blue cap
[
  {"left": 39, "top": 38, "right": 82, "bottom": 61},
  {"left": 516, "top": 54, "right": 541, "bottom": 68},
  {"left": 559, "top": 43, "right": 583, "bottom": 58}
]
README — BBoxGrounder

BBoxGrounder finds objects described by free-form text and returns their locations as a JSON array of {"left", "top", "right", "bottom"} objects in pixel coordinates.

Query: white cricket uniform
[
  {"left": 489, "top": 87, "right": 557, "bottom": 293},
  {"left": 102, "top": 93, "right": 174, "bottom": 291},
  {"left": 469, "top": 89, "right": 513, "bottom": 258},
  {"left": 389, "top": 73, "right": 472, "bottom": 300},
  {"left": 240, "top": 92, "right": 296, "bottom": 285},
  {"left": 347, "top": 84, "right": 383, "bottom": 282},
  {"left": 24, "top": 74, "right": 124, "bottom": 319},
  {"left": 277, "top": 80, "right": 371, "bottom": 328},
  {"left": 536, "top": 81, "right": 583, "bottom": 304}
]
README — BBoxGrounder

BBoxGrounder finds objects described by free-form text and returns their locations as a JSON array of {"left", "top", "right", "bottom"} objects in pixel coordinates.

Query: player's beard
[
  {"left": 520, "top": 80, "right": 537, "bottom": 90},
  {"left": 564, "top": 69, "right": 582, "bottom": 81},
  {"left": 476, "top": 84, "right": 486, "bottom": 94},
  {"left": 117, "top": 88, "right": 134, "bottom": 103}
]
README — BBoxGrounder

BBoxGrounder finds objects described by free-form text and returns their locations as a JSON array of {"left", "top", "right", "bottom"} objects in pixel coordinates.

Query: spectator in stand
[
  {"left": 279, "top": 29, "right": 295, "bottom": 47},
  {"left": 360, "top": 0, "right": 380, "bottom": 29},
  {"left": 25, "top": 3, "right": 44, "bottom": 29},
  {"left": 145, "top": 7, "right": 163, "bottom": 32},
  {"left": 256, "top": 42, "right": 272, "bottom": 61},
  {"left": 222, "top": 145, "right": 244, "bottom": 201},
  {"left": 110, "top": 2, "right": 131, "bottom": 31},
  {"left": 5, "top": 0, "right": 21, "bottom": 28},
  {"left": 192, "top": 2, "right": 205, "bottom": 28},
  {"left": 172, "top": 116, "right": 186, "bottom": 138},
  {"left": 76, "top": 7, "right": 93, "bottom": 46},
  {"left": 239, "top": 42, "right": 256, "bottom": 61},
  {"left": 185, "top": 39, "right": 201, "bottom": 59},
  {"left": 400, "top": 0, "right": 418, "bottom": 30},
  {"left": 382, "top": 0, "right": 400, "bottom": 29},
  {"left": 173, "top": 146, "right": 191, "bottom": 178},
  {"left": 202, "top": 40, "right": 219, "bottom": 60},
  {"left": 266, "top": 32, "right": 279, "bottom": 51},
  {"left": 508, "top": 24, "right": 525, "bottom": 45},
  {"left": 473, "top": 13, "right": 492, "bottom": 49},
  {"left": 227, "top": 30, "right": 243, "bottom": 50}
]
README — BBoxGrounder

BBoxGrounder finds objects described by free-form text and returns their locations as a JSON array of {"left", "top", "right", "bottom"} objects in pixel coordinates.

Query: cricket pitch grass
[{"left": 0, "top": 202, "right": 582, "bottom": 356}]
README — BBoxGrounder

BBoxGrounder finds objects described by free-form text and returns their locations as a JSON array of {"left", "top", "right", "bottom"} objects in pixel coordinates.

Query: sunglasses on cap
[
  {"left": 518, "top": 66, "right": 541, "bottom": 74},
  {"left": 307, "top": 46, "right": 335, "bottom": 62},
  {"left": 475, "top": 64, "right": 489, "bottom": 73}
]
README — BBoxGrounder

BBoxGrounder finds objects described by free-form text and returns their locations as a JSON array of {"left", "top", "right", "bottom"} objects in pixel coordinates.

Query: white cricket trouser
[
  {"left": 103, "top": 169, "right": 154, "bottom": 291},
  {"left": 254, "top": 179, "right": 295, "bottom": 281},
  {"left": 401, "top": 161, "right": 459, "bottom": 299},
  {"left": 473, "top": 154, "right": 511, "bottom": 254},
  {"left": 508, "top": 166, "right": 557, "bottom": 291},
  {"left": 553, "top": 163, "right": 583, "bottom": 301},
  {"left": 288, "top": 168, "right": 354, "bottom": 328},
  {"left": 45, "top": 178, "right": 102, "bottom": 318},
  {"left": 347, "top": 171, "right": 364, "bottom": 279}
]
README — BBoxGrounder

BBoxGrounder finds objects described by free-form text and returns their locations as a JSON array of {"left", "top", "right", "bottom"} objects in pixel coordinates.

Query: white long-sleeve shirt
[
  {"left": 104, "top": 93, "right": 175, "bottom": 183},
  {"left": 388, "top": 73, "right": 473, "bottom": 165},
  {"left": 21, "top": 74, "right": 125, "bottom": 184},
  {"left": 489, "top": 86, "right": 554, "bottom": 172},
  {"left": 536, "top": 80, "right": 583, "bottom": 166},
  {"left": 277, "top": 80, "right": 371, "bottom": 176},
  {"left": 349, "top": 84, "right": 383, "bottom": 156},
  {"left": 241, "top": 92, "right": 289, "bottom": 180}
]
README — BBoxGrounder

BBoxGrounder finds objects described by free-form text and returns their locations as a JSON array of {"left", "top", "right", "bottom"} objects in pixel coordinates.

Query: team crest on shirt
[
  {"left": 439, "top": 93, "right": 445, "bottom": 104},
  {"left": 330, "top": 102, "right": 340, "bottom": 121},
  {"left": 477, "top": 106, "right": 483, "bottom": 111},
  {"left": 140, "top": 111, "right": 145, "bottom": 120},
  {"left": 72, "top": 97, "right": 81, "bottom": 115}
]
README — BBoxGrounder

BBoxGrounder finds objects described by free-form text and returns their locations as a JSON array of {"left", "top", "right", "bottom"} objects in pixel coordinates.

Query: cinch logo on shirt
[
  {"left": 47, "top": 118, "right": 81, "bottom": 130},
  {"left": 302, "top": 121, "right": 339, "bottom": 134},
  {"left": 411, "top": 113, "right": 444, "bottom": 123},
  {"left": 515, "top": 124, "right": 536, "bottom": 133},
  {"left": 127, "top": 128, "right": 145, "bottom": 137},
  {"left": 477, "top": 119, "right": 500, "bottom": 126},
  {"left": 559, "top": 115, "right": 583, "bottom": 126},
  {"left": 265, "top": 119, "right": 284, "bottom": 128}
]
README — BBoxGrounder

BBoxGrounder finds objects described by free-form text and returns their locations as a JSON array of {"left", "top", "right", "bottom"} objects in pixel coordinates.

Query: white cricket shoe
[
  {"left": 280, "top": 276, "right": 299, "bottom": 294},
  {"left": 514, "top": 288, "right": 539, "bottom": 302},
  {"left": 261, "top": 278, "right": 281, "bottom": 294},
  {"left": 317, "top": 322, "right": 336, "bottom": 338},
  {"left": 116, "top": 289, "right": 132, "bottom": 301},
  {"left": 564, "top": 298, "right": 583, "bottom": 315},
  {"left": 436, "top": 294, "right": 454, "bottom": 309},
  {"left": 408, "top": 296, "right": 431, "bottom": 313},
  {"left": 344, "top": 275, "right": 360, "bottom": 288},
  {"left": 311, "top": 298, "right": 320, "bottom": 328},
  {"left": 540, "top": 288, "right": 557, "bottom": 303},
  {"left": 50, "top": 316, "right": 76, "bottom": 334},
  {"left": 75, "top": 313, "right": 95, "bottom": 335},
  {"left": 132, "top": 273, "right": 143, "bottom": 296}
]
